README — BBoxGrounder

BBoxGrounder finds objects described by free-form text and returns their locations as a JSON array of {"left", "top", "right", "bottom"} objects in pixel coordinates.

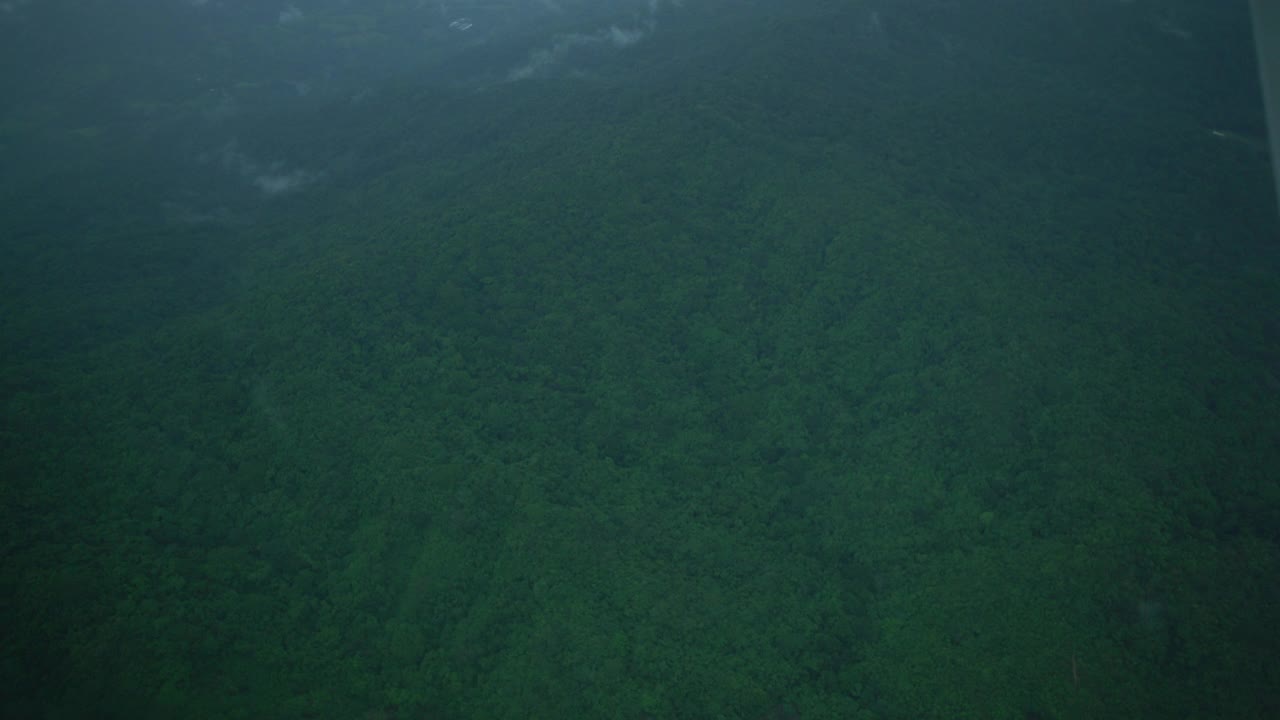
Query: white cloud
[
  {"left": 508, "top": 44, "right": 562, "bottom": 81},
  {"left": 253, "top": 169, "right": 316, "bottom": 195},
  {"left": 608, "top": 25, "right": 645, "bottom": 48},
  {"left": 507, "top": 0, "right": 685, "bottom": 80},
  {"left": 508, "top": 25, "right": 651, "bottom": 80},
  {"left": 215, "top": 141, "right": 318, "bottom": 196},
  {"left": 279, "top": 4, "right": 303, "bottom": 25},
  {"left": 0, "top": 0, "right": 34, "bottom": 14}
]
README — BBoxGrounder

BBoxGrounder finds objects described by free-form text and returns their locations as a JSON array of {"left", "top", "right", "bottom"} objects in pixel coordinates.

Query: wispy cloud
[
  {"left": 0, "top": 0, "right": 34, "bottom": 15},
  {"left": 508, "top": 0, "right": 680, "bottom": 81},
  {"left": 279, "top": 4, "right": 304, "bottom": 25},
  {"left": 608, "top": 25, "right": 645, "bottom": 48},
  {"left": 253, "top": 169, "right": 315, "bottom": 195},
  {"left": 215, "top": 141, "right": 319, "bottom": 196}
]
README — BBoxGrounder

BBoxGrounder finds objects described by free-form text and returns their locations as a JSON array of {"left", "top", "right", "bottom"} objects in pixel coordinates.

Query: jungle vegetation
[{"left": 2, "top": 1, "right": 1278, "bottom": 718}]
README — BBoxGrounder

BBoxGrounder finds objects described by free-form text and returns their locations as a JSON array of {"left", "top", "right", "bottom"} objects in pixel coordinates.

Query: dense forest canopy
[{"left": 2, "top": 1, "right": 1277, "bottom": 718}]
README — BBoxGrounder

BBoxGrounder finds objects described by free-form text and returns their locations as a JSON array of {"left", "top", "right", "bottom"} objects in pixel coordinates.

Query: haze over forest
[{"left": 2, "top": 1, "right": 1277, "bottom": 719}]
